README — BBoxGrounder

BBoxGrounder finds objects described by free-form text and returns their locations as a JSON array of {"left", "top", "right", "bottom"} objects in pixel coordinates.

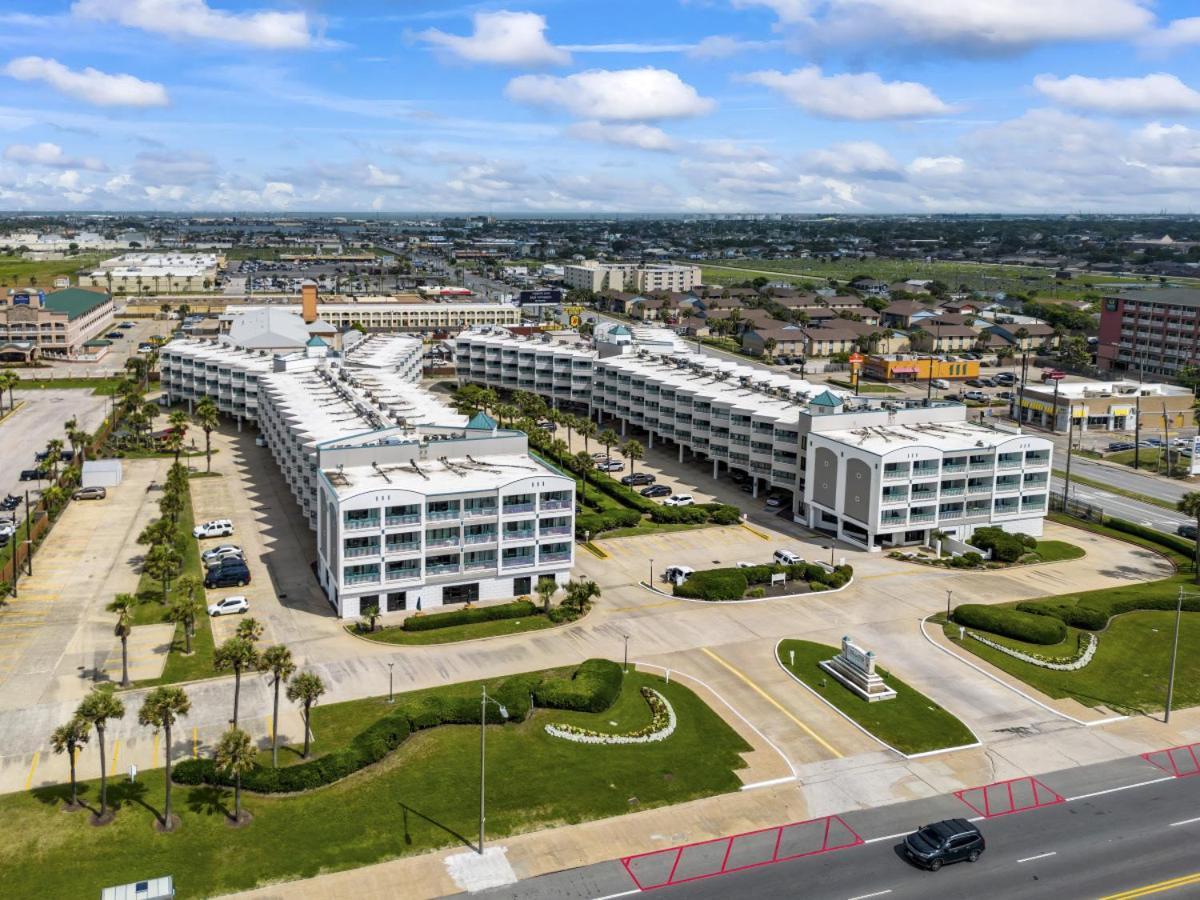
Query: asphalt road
[
  {"left": 1052, "top": 474, "right": 1190, "bottom": 533},
  {"left": 467, "top": 754, "right": 1200, "bottom": 900}
]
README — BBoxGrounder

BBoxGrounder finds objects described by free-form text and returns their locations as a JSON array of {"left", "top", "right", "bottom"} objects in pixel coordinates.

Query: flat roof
[
  {"left": 323, "top": 452, "right": 560, "bottom": 497},
  {"left": 44, "top": 288, "right": 110, "bottom": 321},
  {"left": 1112, "top": 289, "right": 1200, "bottom": 309},
  {"left": 815, "top": 420, "right": 1041, "bottom": 454}
]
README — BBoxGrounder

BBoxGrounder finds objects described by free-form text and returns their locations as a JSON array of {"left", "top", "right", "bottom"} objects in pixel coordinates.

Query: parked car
[
  {"left": 0, "top": 522, "right": 15, "bottom": 538},
  {"left": 963, "top": 390, "right": 988, "bottom": 402},
  {"left": 118, "top": 321, "right": 134, "bottom": 329},
  {"left": 1178, "top": 524, "right": 1199, "bottom": 541},
  {"left": 207, "top": 595, "right": 249, "bottom": 617},
  {"left": 978, "top": 376, "right": 996, "bottom": 387},
  {"left": 621, "top": 472, "right": 656, "bottom": 486},
  {"left": 931, "top": 378, "right": 951, "bottom": 390},
  {"left": 965, "top": 379, "right": 984, "bottom": 388},
  {"left": 641, "top": 484, "right": 671, "bottom": 497},
  {"left": 662, "top": 565, "right": 694, "bottom": 586},
  {"left": 105, "top": 331, "right": 124, "bottom": 339},
  {"left": 204, "top": 562, "right": 250, "bottom": 589},
  {"left": 193, "top": 519, "right": 234, "bottom": 539},
  {"left": 597, "top": 460, "right": 624, "bottom": 472},
  {"left": 201, "top": 544, "right": 244, "bottom": 566},
  {"left": 765, "top": 496, "right": 786, "bottom": 508},
  {"left": 536, "top": 420, "right": 556, "bottom": 432},
  {"left": 773, "top": 549, "right": 803, "bottom": 565},
  {"left": 662, "top": 494, "right": 694, "bottom": 507},
  {"left": 72, "top": 486, "right": 106, "bottom": 501},
  {"left": 994, "top": 373, "right": 1016, "bottom": 385},
  {"left": 904, "top": 819, "right": 985, "bottom": 871},
  {"left": 18, "top": 469, "right": 39, "bottom": 481}
]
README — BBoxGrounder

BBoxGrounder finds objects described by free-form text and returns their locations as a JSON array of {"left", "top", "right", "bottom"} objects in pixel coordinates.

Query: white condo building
[
  {"left": 562, "top": 261, "right": 701, "bottom": 294},
  {"left": 455, "top": 328, "right": 1053, "bottom": 550},
  {"left": 160, "top": 317, "right": 574, "bottom": 619}
]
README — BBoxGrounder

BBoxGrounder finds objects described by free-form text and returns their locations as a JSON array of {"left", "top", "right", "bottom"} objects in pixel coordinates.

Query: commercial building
[
  {"left": 864, "top": 355, "right": 981, "bottom": 382},
  {"left": 0, "top": 287, "right": 114, "bottom": 361},
  {"left": 79, "top": 253, "right": 222, "bottom": 293},
  {"left": 160, "top": 313, "right": 572, "bottom": 619},
  {"left": 1097, "top": 290, "right": 1200, "bottom": 380},
  {"left": 455, "top": 329, "right": 1052, "bottom": 550},
  {"left": 563, "top": 261, "right": 701, "bottom": 294},
  {"left": 1017, "top": 379, "right": 1195, "bottom": 433}
]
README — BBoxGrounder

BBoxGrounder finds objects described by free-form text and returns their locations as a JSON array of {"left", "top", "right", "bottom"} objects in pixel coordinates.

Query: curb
[
  {"left": 918, "top": 615, "right": 1127, "bottom": 729},
  {"left": 639, "top": 573, "right": 855, "bottom": 605},
  {"left": 772, "top": 637, "right": 981, "bottom": 760}
]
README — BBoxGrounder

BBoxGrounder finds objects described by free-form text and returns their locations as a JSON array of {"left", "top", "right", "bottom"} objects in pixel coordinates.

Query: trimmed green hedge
[
  {"left": 971, "top": 526, "right": 1036, "bottom": 563},
  {"left": 673, "top": 561, "right": 853, "bottom": 601},
  {"left": 173, "top": 662, "right": 619, "bottom": 793},
  {"left": 1104, "top": 517, "right": 1196, "bottom": 558},
  {"left": 953, "top": 603, "right": 1067, "bottom": 645},
  {"left": 575, "top": 508, "right": 640, "bottom": 538},
  {"left": 675, "top": 570, "right": 749, "bottom": 601},
  {"left": 401, "top": 600, "right": 538, "bottom": 633}
]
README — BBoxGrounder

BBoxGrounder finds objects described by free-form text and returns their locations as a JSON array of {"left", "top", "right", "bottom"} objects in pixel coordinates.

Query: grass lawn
[
  {"left": 349, "top": 614, "right": 557, "bottom": 645},
  {"left": 1105, "top": 448, "right": 1193, "bottom": 479},
  {"left": 13, "top": 377, "right": 125, "bottom": 395},
  {"left": 777, "top": 640, "right": 975, "bottom": 755},
  {"left": 1029, "top": 540, "right": 1086, "bottom": 563},
  {"left": 3, "top": 671, "right": 750, "bottom": 899},
  {"left": 130, "top": 483, "right": 215, "bottom": 688},
  {"left": 0, "top": 252, "right": 104, "bottom": 288}
]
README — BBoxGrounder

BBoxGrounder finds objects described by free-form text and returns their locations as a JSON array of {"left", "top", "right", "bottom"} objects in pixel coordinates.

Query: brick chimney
[{"left": 301, "top": 281, "right": 318, "bottom": 324}]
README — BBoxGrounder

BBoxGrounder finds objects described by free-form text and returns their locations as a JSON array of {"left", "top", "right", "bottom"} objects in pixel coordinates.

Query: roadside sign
[
  {"left": 568, "top": 314, "right": 581, "bottom": 328},
  {"left": 848, "top": 353, "right": 864, "bottom": 364}
]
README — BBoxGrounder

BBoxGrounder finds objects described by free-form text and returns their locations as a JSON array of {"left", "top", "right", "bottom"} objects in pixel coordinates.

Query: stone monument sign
[{"left": 819, "top": 635, "right": 897, "bottom": 702}]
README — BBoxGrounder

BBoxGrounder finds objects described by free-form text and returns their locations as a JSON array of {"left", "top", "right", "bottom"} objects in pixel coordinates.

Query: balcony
[
  {"left": 997, "top": 458, "right": 1022, "bottom": 470},
  {"left": 940, "top": 508, "right": 964, "bottom": 520},
  {"left": 385, "top": 514, "right": 421, "bottom": 526},
  {"left": 464, "top": 532, "right": 497, "bottom": 544},
  {"left": 426, "top": 563, "right": 461, "bottom": 576},
  {"left": 539, "top": 499, "right": 571, "bottom": 511},
  {"left": 503, "top": 529, "right": 534, "bottom": 541},
  {"left": 910, "top": 510, "right": 936, "bottom": 523},
  {"left": 384, "top": 542, "right": 420, "bottom": 556},
  {"left": 386, "top": 566, "right": 420, "bottom": 583},
  {"left": 882, "top": 468, "right": 910, "bottom": 481},
  {"left": 343, "top": 545, "right": 379, "bottom": 558},
  {"left": 426, "top": 509, "right": 460, "bottom": 522},
  {"left": 502, "top": 555, "right": 534, "bottom": 569},
  {"left": 502, "top": 502, "right": 535, "bottom": 515},
  {"left": 463, "top": 506, "right": 497, "bottom": 519},
  {"left": 344, "top": 517, "right": 379, "bottom": 531},
  {"left": 539, "top": 525, "right": 572, "bottom": 537},
  {"left": 344, "top": 572, "right": 380, "bottom": 586},
  {"left": 425, "top": 536, "right": 460, "bottom": 549},
  {"left": 540, "top": 551, "right": 572, "bottom": 563},
  {"left": 464, "top": 558, "right": 496, "bottom": 571},
  {"left": 967, "top": 483, "right": 993, "bottom": 495},
  {"left": 881, "top": 493, "right": 909, "bottom": 506},
  {"left": 969, "top": 460, "right": 994, "bottom": 471}
]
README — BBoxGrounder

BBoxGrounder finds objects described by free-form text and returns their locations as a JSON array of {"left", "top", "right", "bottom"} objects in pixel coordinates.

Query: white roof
[
  {"left": 324, "top": 453, "right": 561, "bottom": 497},
  {"left": 815, "top": 421, "right": 1046, "bottom": 454},
  {"left": 227, "top": 307, "right": 310, "bottom": 349}
]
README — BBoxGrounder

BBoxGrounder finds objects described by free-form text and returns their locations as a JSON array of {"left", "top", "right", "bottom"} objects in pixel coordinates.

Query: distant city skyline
[{"left": 1, "top": 1, "right": 1199, "bottom": 213}]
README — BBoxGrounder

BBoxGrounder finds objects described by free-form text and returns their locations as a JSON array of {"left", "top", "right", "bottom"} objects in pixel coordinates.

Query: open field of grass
[
  {"left": 778, "top": 639, "right": 975, "bottom": 754},
  {"left": 12, "top": 377, "right": 125, "bottom": 395},
  {"left": 1029, "top": 540, "right": 1087, "bottom": 563},
  {"left": 1, "top": 670, "right": 749, "bottom": 899},
  {"left": 0, "top": 253, "right": 104, "bottom": 289},
  {"left": 1105, "top": 448, "right": 1195, "bottom": 479}
]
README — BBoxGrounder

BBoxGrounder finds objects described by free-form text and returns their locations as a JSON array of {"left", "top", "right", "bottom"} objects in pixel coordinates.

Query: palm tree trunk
[
  {"left": 234, "top": 773, "right": 241, "bottom": 822},
  {"left": 184, "top": 618, "right": 193, "bottom": 655},
  {"left": 69, "top": 747, "right": 78, "bottom": 806},
  {"left": 233, "top": 668, "right": 241, "bottom": 727},
  {"left": 120, "top": 636, "right": 129, "bottom": 687},
  {"left": 98, "top": 727, "right": 108, "bottom": 818},
  {"left": 302, "top": 703, "right": 312, "bottom": 758},
  {"left": 164, "top": 723, "right": 173, "bottom": 828},
  {"left": 272, "top": 679, "right": 281, "bottom": 768},
  {"left": 205, "top": 431, "right": 212, "bottom": 474}
]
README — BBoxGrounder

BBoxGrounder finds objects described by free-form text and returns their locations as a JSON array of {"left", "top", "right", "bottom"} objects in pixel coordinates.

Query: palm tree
[
  {"left": 107, "top": 594, "right": 135, "bottom": 687},
  {"left": 166, "top": 577, "right": 203, "bottom": 654},
  {"left": 258, "top": 645, "right": 296, "bottom": 768},
  {"left": 50, "top": 716, "right": 90, "bottom": 810},
  {"left": 42, "top": 484, "right": 66, "bottom": 520},
  {"left": 45, "top": 438, "right": 64, "bottom": 480},
  {"left": 214, "top": 637, "right": 259, "bottom": 727},
  {"left": 548, "top": 437, "right": 569, "bottom": 461},
  {"left": 138, "top": 517, "right": 174, "bottom": 549},
  {"left": 622, "top": 439, "right": 644, "bottom": 476},
  {"left": 141, "top": 401, "right": 160, "bottom": 447},
  {"left": 565, "top": 578, "right": 601, "bottom": 615},
  {"left": 158, "top": 487, "right": 184, "bottom": 527},
  {"left": 600, "top": 428, "right": 619, "bottom": 463},
  {"left": 138, "top": 686, "right": 190, "bottom": 831},
  {"left": 360, "top": 603, "right": 380, "bottom": 634},
  {"left": 536, "top": 576, "right": 558, "bottom": 614},
  {"left": 561, "top": 414, "right": 577, "bottom": 451},
  {"left": 570, "top": 451, "right": 595, "bottom": 503},
  {"left": 167, "top": 410, "right": 189, "bottom": 464},
  {"left": 235, "top": 616, "right": 264, "bottom": 645},
  {"left": 194, "top": 397, "right": 219, "bottom": 474},
  {"left": 0, "top": 370, "right": 18, "bottom": 415},
  {"left": 68, "top": 426, "right": 91, "bottom": 466},
  {"left": 286, "top": 671, "right": 326, "bottom": 759},
  {"left": 578, "top": 418, "right": 598, "bottom": 455},
  {"left": 75, "top": 686, "right": 125, "bottom": 822},
  {"left": 215, "top": 726, "right": 256, "bottom": 825},
  {"left": 1178, "top": 492, "right": 1200, "bottom": 584},
  {"left": 144, "top": 543, "right": 182, "bottom": 604}
]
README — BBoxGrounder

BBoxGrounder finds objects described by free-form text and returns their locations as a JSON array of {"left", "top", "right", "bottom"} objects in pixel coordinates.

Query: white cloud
[
  {"left": 1145, "top": 17, "right": 1200, "bottom": 50},
  {"left": 363, "top": 164, "right": 405, "bottom": 187},
  {"left": 731, "top": 0, "right": 813, "bottom": 25},
  {"left": 71, "top": 0, "right": 314, "bottom": 49},
  {"left": 687, "top": 36, "right": 779, "bottom": 59},
  {"left": 741, "top": 66, "right": 952, "bottom": 120},
  {"left": 3, "top": 141, "right": 106, "bottom": 171},
  {"left": 908, "top": 155, "right": 966, "bottom": 176},
  {"left": 801, "top": 141, "right": 899, "bottom": 177},
  {"left": 3, "top": 56, "right": 168, "bottom": 107},
  {"left": 419, "top": 11, "right": 570, "bottom": 66},
  {"left": 1034, "top": 73, "right": 1200, "bottom": 115},
  {"left": 805, "top": 0, "right": 1154, "bottom": 50},
  {"left": 568, "top": 121, "right": 676, "bottom": 151},
  {"left": 506, "top": 68, "right": 715, "bottom": 121}
]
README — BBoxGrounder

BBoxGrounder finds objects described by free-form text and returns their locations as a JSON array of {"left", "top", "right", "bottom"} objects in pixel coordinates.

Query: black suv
[
  {"left": 904, "top": 819, "right": 985, "bottom": 871},
  {"left": 205, "top": 562, "right": 250, "bottom": 589}
]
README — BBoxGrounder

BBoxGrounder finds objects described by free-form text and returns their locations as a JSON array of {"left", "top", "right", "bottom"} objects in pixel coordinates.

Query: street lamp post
[
  {"left": 478, "top": 687, "right": 509, "bottom": 854},
  {"left": 827, "top": 543, "right": 836, "bottom": 566},
  {"left": 623, "top": 633, "right": 630, "bottom": 673},
  {"left": 388, "top": 662, "right": 394, "bottom": 704},
  {"left": 946, "top": 590, "right": 953, "bottom": 621},
  {"left": 1165, "top": 587, "right": 1196, "bottom": 724}
]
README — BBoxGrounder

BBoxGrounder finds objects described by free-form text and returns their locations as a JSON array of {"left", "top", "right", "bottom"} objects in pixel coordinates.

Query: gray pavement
[
  {"left": 1053, "top": 474, "right": 1190, "bottom": 533},
  {"left": 469, "top": 752, "right": 1200, "bottom": 900},
  {"left": 0, "top": 388, "right": 108, "bottom": 502}
]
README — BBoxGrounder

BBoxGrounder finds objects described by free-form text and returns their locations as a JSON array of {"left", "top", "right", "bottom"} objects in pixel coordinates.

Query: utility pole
[
  {"left": 1062, "top": 406, "right": 1075, "bottom": 511},
  {"left": 1051, "top": 377, "right": 1061, "bottom": 434},
  {"left": 1164, "top": 587, "right": 1195, "bottom": 724},
  {"left": 1134, "top": 358, "right": 1144, "bottom": 470}
]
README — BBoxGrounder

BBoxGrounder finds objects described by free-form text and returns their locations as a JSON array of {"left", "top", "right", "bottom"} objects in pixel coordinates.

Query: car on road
[
  {"left": 72, "top": 486, "right": 106, "bottom": 501},
  {"left": 1178, "top": 524, "right": 1199, "bottom": 540},
  {"left": 773, "top": 549, "right": 803, "bottom": 565},
  {"left": 662, "top": 565, "right": 694, "bottom": 586},
  {"left": 201, "top": 544, "right": 243, "bottom": 566},
  {"left": 640, "top": 484, "right": 671, "bottom": 497},
  {"left": 904, "top": 819, "right": 985, "bottom": 871},
  {"left": 204, "top": 562, "right": 250, "bottom": 589},
  {"left": 193, "top": 518, "right": 234, "bottom": 539},
  {"left": 207, "top": 595, "right": 249, "bottom": 617},
  {"left": 662, "top": 494, "right": 694, "bottom": 507},
  {"left": 621, "top": 472, "right": 656, "bottom": 486}
]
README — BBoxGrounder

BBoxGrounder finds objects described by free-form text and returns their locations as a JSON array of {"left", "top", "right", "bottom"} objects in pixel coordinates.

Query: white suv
[
  {"left": 207, "top": 595, "right": 249, "bottom": 617},
  {"left": 773, "top": 549, "right": 803, "bottom": 565},
  {"left": 663, "top": 494, "right": 694, "bottom": 507},
  {"left": 193, "top": 519, "right": 234, "bottom": 539}
]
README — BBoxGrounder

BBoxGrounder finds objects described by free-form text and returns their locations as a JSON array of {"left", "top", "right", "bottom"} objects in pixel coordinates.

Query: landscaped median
[
  {"left": 890, "top": 527, "right": 1084, "bottom": 570},
  {"left": 776, "top": 639, "right": 976, "bottom": 756},
  {"left": 6, "top": 662, "right": 751, "bottom": 898},
  {"left": 671, "top": 561, "right": 853, "bottom": 602},
  {"left": 941, "top": 514, "right": 1200, "bottom": 715},
  {"left": 348, "top": 599, "right": 560, "bottom": 645}
]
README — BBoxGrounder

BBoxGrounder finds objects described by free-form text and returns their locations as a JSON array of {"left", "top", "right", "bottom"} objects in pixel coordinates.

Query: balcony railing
[
  {"left": 881, "top": 494, "right": 908, "bottom": 505},
  {"left": 464, "top": 559, "right": 496, "bottom": 570},
  {"left": 344, "top": 572, "right": 380, "bottom": 586},
  {"left": 425, "top": 537, "right": 460, "bottom": 548},
  {"left": 385, "top": 514, "right": 420, "bottom": 526},
  {"left": 540, "top": 551, "right": 572, "bottom": 562},
  {"left": 539, "top": 526, "right": 572, "bottom": 537},
  {"left": 384, "top": 543, "right": 420, "bottom": 555},
  {"left": 464, "top": 532, "right": 497, "bottom": 544},
  {"left": 910, "top": 512, "right": 936, "bottom": 523},
  {"left": 969, "top": 461, "right": 994, "bottom": 471},
  {"left": 504, "top": 530, "right": 534, "bottom": 540},
  {"left": 426, "top": 563, "right": 461, "bottom": 575},
  {"left": 385, "top": 567, "right": 419, "bottom": 582},
  {"left": 539, "top": 499, "right": 571, "bottom": 511},
  {"left": 426, "top": 509, "right": 460, "bottom": 521},
  {"left": 997, "top": 459, "right": 1022, "bottom": 470},
  {"left": 343, "top": 545, "right": 379, "bottom": 558},
  {"left": 502, "top": 556, "right": 534, "bottom": 569},
  {"left": 463, "top": 506, "right": 497, "bottom": 518},
  {"left": 502, "top": 503, "right": 535, "bottom": 515},
  {"left": 882, "top": 469, "right": 909, "bottom": 481},
  {"left": 967, "top": 483, "right": 992, "bottom": 494},
  {"left": 344, "top": 518, "right": 379, "bottom": 531},
  {"left": 940, "top": 509, "right": 964, "bottom": 520}
]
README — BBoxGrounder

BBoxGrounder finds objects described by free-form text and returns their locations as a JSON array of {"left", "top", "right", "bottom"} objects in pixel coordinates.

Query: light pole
[
  {"left": 388, "top": 662, "right": 394, "bottom": 704},
  {"left": 1165, "top": 588, "right": 1197, "bottom": 724},
  {"left": 623, "top": 633, "right": 630, "bottom": 673},
  {"left": 649, "top": 557, "right": 654, "bottom": 586},
  {"left": 946, "top": 589, "right": 953, "bottom": 621},
  {"left": 827, "top": 543, "right": 835, "bottom": 566},
  {"left": 478, "top": 686, "right": 509, "bottom": 854}
]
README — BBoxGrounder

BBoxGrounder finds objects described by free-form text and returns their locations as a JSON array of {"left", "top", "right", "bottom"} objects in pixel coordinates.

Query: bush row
[
  {"left": 971, "top": 527, "right": 1037, "bottom": 563},
  {"left": 674, "top": 561, "right": 853, "bottom": 602},
  {"left": 1018, "top": 593, "right": 1200, "bottom": 632},
  {"left": 576, "top": 508, "right": 641, "bottom": 538},
  {"left": 401, "top": 600, "right": 538, "bottom": 633},
  {"left": 675, "top": 569, "right": 749, "bottom": 601},
  {"left": 1102, "top": 517, "right": 1196, "bottom": 559},
  {"left": 952, "top": 603, "right": 1067, "bottom": 645},
  {"left": 173, "top": 663, "right": 618, "bottom": 793}
]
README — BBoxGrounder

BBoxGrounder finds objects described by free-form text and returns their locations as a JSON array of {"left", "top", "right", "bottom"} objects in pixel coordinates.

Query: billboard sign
[{"left": 518, "top": 288, "right": 563, "bottom": 305}]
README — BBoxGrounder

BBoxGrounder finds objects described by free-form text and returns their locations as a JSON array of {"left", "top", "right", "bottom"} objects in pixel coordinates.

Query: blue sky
[{"left": 1, "top": 0, "right": 1199, "bottom": 213}]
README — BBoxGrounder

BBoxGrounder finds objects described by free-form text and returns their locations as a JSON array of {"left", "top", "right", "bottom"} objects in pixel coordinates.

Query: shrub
[
  {"left": 402, "top": 600, "right": 538, "bottom": 632},
  {"left": 575, "top": 508, "right": 641, "bottom": 538},
  {"left": 589, "top": 471, "right": 658, "bottom": 514},
  {"left": 971, "top": 527, "right": 1027, "bottom": 563},
  {"left": 533, "top": 659, "right": 623, "bottom": 713},
  {"left": 1103, "top": 517, "right": 1196, "bottom": 557},
  {"left": 702, "top": 503, "right": 743, "bottom": 525},
  {"left": 808, "top": 581, "right": 828, "bottom": 592},
  {"left": 953, "top": 603, "right": 1067, "bottom": 645},
  {"left": 649, "top": 505, "right": 709, "bottom": 525},
  {"left": 1017, "top": 600, "right": 1108, "bottom": 631},
  {"left": 674, "top": 569, "right": 748, "bottom": 601},
  {"left": 746, "top": 587, "right": 766, "bottom": 598}
]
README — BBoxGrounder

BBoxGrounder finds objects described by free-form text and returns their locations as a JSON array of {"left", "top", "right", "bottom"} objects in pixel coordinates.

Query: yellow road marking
[
  {"left": 192, "top": 727, "right": 198, "bottom": 759},
  {"left": 1102, "top": 872, "right": 1200, "bottom": 899},
  {"left": 111, "top": 739, "right": 120, "bottom": 770},
  {"left": 24, "top": 751, "right": 39, "bottom": 790},
  {"left": 581, "top": 542, "right": 608, "bottom": 559},
  {"left": 700, "top": 647, "right": 843, "bottom": 759},
  {"left": 741, "top": 523, "right": 770, "bottom": 540}
]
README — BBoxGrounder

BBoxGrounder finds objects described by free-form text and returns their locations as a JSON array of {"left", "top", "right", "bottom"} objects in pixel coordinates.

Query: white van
[
  {"left": 931, "top": 379, "right": 951, "bottom": 390},
  {"left": 662, "top": 565, "right": 694, "bottom": 586},
  {"left": 773, "top": 549, "right": 803, "bottom": 565}
]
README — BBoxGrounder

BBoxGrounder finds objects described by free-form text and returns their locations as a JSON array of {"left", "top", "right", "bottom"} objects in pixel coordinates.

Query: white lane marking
[
  {"left": 1065, "top": 776, "right": 1175, "bottom": 803},
  {"left": 1017, "top": 851, "right": 1057, "bottom": 863},
  {"left": 592, "top": 891, "right": 640, "bottom": 900},
  {"left": 863, "top": 831, "right": 910, "bottom": 845},
  {"left": 847, "top": 891, "right": 893, "bottom": 900},
  {"left": 1169, "top": 816, "right": 1200, "bottom": 827}
]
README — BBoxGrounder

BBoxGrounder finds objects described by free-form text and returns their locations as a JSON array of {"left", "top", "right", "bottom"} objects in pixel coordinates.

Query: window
[
  {"left": 359, "top": 594, "right": 379, "bottom": 611},
  {"left": 443, "top": 582, "right": 478, "bottom": 605},
  {"left": 513, "top": 576, "right": 532, "bottom": 595},
  {"left": 386, "top": 591, "right": 406, "bottom": 612}
]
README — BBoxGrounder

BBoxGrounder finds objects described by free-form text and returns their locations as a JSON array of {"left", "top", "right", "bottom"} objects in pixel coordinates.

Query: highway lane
[
  {"left": 467, "top": 754, "right": 1200, "bottom": 900},
  {"left": 1052, "top": 475, "right": 1190, "bottom": 534}
]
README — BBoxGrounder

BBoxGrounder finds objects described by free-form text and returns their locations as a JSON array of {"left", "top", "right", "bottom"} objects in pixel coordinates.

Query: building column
[
  {"left": 647, "top": 430, "right": 654, "bottom": 449},
  {"left": 621, "top": 418, "right": 626, "bottom": 437},
  {"left": 712, "top": 459, "right": 719, "bottom": 479},
  {"left": 678, "top": 444, "right": 684, "bottom": 463},
  {"left": 237, "top": 416, "right": 243, "bottom": 433},
  {"left": 752, "top": 478, "right": 759, "bottom": 499}
]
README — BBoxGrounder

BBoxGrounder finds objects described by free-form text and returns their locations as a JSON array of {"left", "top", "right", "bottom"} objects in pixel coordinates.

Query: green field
[
  {"left": 2, "top": 670, "right": 750, "bottom": 898},
  {"left": 1105, "top": 448, "right": 1194, "bottom": 479},
  {"left": 349, "top": 614, "right": 556, "bottom": 645},
  {"left": 0, "top": 253, "right": 104, "bottom": 290},
  {"left": 777, "top": 639, "right": 975, "bottom": 755},
  {"left": 12, "top": 377, "right": 125, "bottom": 395},
  {"left": 1028, "top": 540, "right": 1087, "bottom": 563}
]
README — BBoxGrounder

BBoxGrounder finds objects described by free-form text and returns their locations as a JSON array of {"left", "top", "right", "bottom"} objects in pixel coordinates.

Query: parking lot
[{"left": 0, "top": 389, "right": 109, "bottom": 507}]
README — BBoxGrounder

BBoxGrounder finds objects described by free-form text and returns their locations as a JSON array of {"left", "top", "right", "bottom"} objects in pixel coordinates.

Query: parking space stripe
[
  {"left": 112, "top": 739, "right": 120, "bottom": 770},
  {"left": 700, "top": 647, "right": 842, "bottom": 758},
  {"left": 24, "top": 751, "right": 39, "bottom": 789}
]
